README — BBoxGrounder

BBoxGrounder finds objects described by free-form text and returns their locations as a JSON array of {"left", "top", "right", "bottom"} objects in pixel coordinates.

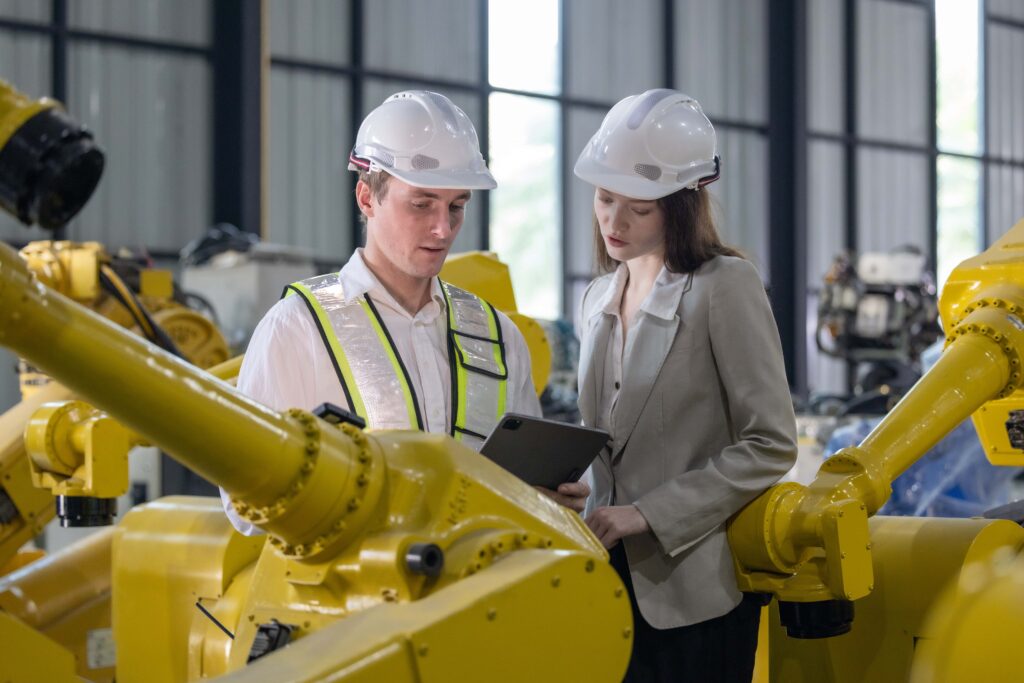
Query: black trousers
[{"left": 609, "top": 543, "right": 761, "bottom": 683}]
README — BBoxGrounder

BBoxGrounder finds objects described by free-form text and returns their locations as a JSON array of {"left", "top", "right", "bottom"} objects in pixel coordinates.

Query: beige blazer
[{"left": 579, "top": 255, "right": 797, "bottom": 629}]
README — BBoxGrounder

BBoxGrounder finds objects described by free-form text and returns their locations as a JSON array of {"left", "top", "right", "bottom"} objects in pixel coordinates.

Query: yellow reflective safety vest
[{"left": 285, "top": 274, "right": 508, "bottom": 448}]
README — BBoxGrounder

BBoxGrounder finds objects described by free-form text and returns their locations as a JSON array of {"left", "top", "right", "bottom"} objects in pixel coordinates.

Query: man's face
[{"left": 359, "top": 177, "right": 471, "bottom": 281}]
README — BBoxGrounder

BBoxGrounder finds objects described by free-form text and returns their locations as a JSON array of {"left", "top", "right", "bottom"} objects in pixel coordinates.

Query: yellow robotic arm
[
  {"left": 730, "top": 219, "right": 1024, "bottom": 638},
  {"left": 0, "top": 236, "right": 631, "bottom": 682}
]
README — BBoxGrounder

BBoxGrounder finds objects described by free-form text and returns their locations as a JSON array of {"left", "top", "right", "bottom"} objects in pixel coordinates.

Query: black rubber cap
[
  {"left": 778, "top": 599, "right": 855, "bottom": 639},
  {"left": 406, "top": 542, "right": 445, "bottom": 577},
  {"left": 0, "top": 107, "right": 105, "bottom": 229},
  {"left": 57, "top": 495, "right": 116, "bottom": 527}
]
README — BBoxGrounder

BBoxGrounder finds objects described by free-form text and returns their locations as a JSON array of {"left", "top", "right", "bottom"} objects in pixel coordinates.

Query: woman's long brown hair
[{"left": 594, "top": 187, "right": 743, "bottom": 274}]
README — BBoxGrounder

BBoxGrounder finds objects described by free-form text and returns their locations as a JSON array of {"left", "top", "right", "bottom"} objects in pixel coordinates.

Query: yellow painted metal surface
[
  {"left": 0, "top": 383, "right": 73, "bottom": 572},
  {"left": 214, "top": 550, "right": 630, "bottom": 683},
  {"left": 0, "top": 79, "right": 57, "bottom": 150},
  {"left": 0, "top": 549, "right": 44, "bottom": 576},
  {"left": 113, "top": 497, "right": 264, "bottom": 683},
  {"left": 0, "top": 611, "right": 78, "bottom": 683},
  {"left": 19, "top": 241, "right": 105, "bottom": 303},
  {"left": 911, "top": 549, "right": 1024, "bottom": 682},
  {"left": 441, "top": 252, "right": 518, "bottom": 312},
  {"left": 0, "top": 527, "right": 114, "bottom": 682},
  {"left": 151, "top": 305, "right": 230, "bottom": 369},
  {"left": 941, "top": 218, "right": 1024, "bottom": 465},
  {"left": 768, "top": 516, "right": 1024, "bottom": 682},
  {"left": 26, "top": 400, "right": 135, "bottom": 499},
  {"left": 207, "top": 355, "right": 244, "bottom": 383},
  {"left": 973, "top": 397, "right": 1024, "bottom": 465},
  {"left": 441, "top": 251, "right": 552, "bottom": 395},
  {"left": 139, "top": 269, "right": 173, "bottom": 299}
]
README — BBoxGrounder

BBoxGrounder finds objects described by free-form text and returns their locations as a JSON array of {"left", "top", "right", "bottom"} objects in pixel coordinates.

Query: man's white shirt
[{"left": 221, "top": 249, "right": 541, "bottom": 535}]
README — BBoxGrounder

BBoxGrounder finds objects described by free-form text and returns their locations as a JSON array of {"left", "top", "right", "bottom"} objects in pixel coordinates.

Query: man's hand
[
  {"left": 535, "top": 480, "right": 591, "bottom": 513},
  {"left": 585, "top": 505, "right": 650, "bottom": 548}
]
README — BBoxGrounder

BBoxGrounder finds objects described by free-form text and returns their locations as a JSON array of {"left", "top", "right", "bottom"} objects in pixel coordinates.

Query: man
[{"left": 223, "top": 91, "right": 587, "bottom": 534}]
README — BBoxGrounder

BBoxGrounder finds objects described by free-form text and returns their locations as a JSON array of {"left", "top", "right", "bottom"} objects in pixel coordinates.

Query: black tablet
[{"left": 480, "top": 413, "right": 610, "bottom": 490}]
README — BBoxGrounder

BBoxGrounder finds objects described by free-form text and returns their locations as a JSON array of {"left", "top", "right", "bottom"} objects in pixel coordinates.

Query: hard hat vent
[
  {"left": 375, "top": 149, "right": 396, "bottom": 168},
  {"left": 412, "top": 154, "right": 440, "bottom": 170},
  {"left": 426, "top": 91, "right": 459, "bottom": 132},
  {"left": 633, "top": 163, "right": 662, "bottom": 181}
]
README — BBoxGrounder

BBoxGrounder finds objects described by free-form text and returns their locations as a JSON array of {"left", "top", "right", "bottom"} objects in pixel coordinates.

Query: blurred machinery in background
[
  {"left": 815, "top": 247, "right": 942, "bottom": 415},
  {"left": 180, "top": 223, "right": 318, "bottom": 352},
  {"left": 536, "top": 319, "right": 582, "bottom": 423},
  {"left": 4, "top": 240, "right": 230, "bottom": 539}
]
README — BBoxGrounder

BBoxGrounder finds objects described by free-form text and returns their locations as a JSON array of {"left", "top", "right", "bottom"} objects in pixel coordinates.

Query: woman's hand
[
  {"left": 535, "top": 480, "right": 591, "bottom": 513},
  {"left": 585, "top": 505, "right": 650, "bottom": 548}
]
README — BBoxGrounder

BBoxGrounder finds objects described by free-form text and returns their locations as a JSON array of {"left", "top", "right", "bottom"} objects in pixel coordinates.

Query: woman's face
[{"left": 594, "top": 188, "right": 666, "bottom": 263}]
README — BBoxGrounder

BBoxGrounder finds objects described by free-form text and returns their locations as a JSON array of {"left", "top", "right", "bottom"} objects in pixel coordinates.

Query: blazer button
[{"left": 614, "top": 381, "right": 620, "bottom": 390}]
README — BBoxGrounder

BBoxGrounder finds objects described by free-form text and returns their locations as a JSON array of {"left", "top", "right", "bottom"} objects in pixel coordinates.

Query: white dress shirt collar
[
  {"left": 592, "top": 262, "right": 694, "bottom": 322},
  {"left": 340, "top": 248, "right": 446, "bottom": 320}
]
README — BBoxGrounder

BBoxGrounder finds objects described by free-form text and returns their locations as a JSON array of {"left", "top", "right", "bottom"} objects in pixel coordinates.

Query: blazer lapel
[{"left": 577, "top": 313, "right": 614, "bottom": 429}]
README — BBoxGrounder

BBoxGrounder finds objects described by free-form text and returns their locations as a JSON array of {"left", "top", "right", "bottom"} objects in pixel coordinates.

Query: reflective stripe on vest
[
  {"left": 439, "top": 279, "right": 507, "bottom": 449},
  {"left": 285, "top": 274, "right": 506, "bottom": 443},
  {"left": 285, "top": 274, "right": 423, "bottom": 430}
]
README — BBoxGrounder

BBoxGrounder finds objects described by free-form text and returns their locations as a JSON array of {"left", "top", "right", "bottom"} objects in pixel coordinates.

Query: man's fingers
[{"left": 557, "top": 481, "right": 591, "bottom": 498}]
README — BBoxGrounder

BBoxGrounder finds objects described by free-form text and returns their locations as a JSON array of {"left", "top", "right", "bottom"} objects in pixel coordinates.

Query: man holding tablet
[{"left": 221, "top": 91, "right": 589, "bottom": 535}]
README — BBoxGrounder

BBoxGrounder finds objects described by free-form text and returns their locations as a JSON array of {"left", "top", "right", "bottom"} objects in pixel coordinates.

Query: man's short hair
[{"left": 357, "top": 170, "right": 391, "bottom": 225}]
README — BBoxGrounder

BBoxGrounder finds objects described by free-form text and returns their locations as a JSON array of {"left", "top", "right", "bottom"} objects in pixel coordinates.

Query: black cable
[
  {"left": 98, "top": 267, "right": 185, "bottom": 359},
  {"left": 194, "top": 600, "right": 234, "bottom": 640}
]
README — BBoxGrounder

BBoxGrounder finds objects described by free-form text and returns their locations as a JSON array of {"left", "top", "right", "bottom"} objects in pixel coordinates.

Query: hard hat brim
[
  {"left": 349, "top": 162, "right": 497, "bottom": 191},
  {"left": 573, "top": 156, "right": 678, "bottom": 201}
]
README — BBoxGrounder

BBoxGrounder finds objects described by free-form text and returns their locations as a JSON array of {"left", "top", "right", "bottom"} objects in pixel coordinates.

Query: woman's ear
[{"left": 355, "top": 179, "right": 375, "bottom": 219}]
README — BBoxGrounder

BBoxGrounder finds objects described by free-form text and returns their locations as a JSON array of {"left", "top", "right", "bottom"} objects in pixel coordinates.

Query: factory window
[
  {"left": 487, "top": 0, "right": 561, "bottom": 319},
  {"left": 935, "top": 0, "right": 982, "bottom": 286},
  {"left": 489, "top": 93, "right": 561, "bottom": 318}
]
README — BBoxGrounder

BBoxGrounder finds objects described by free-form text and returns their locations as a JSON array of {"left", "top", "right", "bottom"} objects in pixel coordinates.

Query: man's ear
[{"left": 355, "top": 179, "right": 376, "bottom": 219}]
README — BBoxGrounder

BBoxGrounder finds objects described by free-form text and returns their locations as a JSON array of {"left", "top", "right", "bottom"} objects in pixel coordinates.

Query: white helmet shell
[
  {"left": 574, "top": 89, "right": 720, "bottom": 200},
  {"left": 349, "top": 90, "right": 496, "bottom": 190}
]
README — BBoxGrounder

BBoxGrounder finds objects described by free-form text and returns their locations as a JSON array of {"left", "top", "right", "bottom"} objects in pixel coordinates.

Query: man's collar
[{"left": 340, "top": 249, "right": 445, "bottom": 315}]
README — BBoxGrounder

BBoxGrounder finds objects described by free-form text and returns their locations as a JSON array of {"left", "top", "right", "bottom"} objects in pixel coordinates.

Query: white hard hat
[
  {"left": 348, "top": 90, "right": 496, "bottom": 190},
  {"left": 574, "top": 89, "right": 720, "bottom": 200}
]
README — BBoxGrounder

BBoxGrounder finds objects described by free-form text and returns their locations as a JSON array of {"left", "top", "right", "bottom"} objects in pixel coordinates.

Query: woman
[{"left": 573, "top": 89, "right": 798, "bottom": 682}]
